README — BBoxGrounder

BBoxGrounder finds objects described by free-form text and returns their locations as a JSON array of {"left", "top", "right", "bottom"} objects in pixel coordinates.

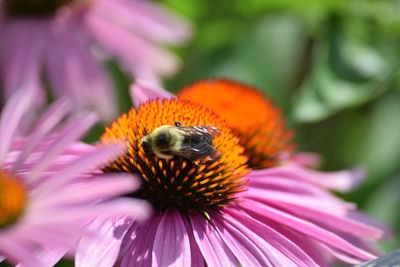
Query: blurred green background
[
  {"left": 156, "top": 0, "right": 400, "bottom": 253},
  {"left": 66, "top": 0, "right": 400, "bottom": 265}
]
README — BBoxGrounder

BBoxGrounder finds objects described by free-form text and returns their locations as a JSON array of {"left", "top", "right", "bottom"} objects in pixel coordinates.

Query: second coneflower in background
[
  {"left": 0, "top": 88, "right": 150, "bottom": 266},
  {"left": 0, "top": 0, "right": 192, "bottom": 120},
  {"left": 180, "top": 79, "right": 295, "bottom": 169},
  {"left": 76, "top": 80, "right": 384, "bottom": 266}
]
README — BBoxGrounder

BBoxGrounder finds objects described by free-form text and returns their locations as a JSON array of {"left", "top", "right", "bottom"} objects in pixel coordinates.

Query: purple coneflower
[
  {"left": 0, "top": 0, "right": 191, "bottom": 120},
  {"left": 0, "top": 88, "right": 150, "bottom": 266},
  {"left": 76, "top": 80, "right": 383, "bottom": 267}
]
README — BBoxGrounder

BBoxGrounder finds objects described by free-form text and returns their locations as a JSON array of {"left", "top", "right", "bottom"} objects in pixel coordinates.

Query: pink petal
[
  {"left": 29, "top": 198, "right": 151, "bottom": 224},
  {"left": 1, "top": 20, "right": 46, "bottom": 103},
  {"left": 11, "top": 226, "right": 78, "bottom": 254},
  {"left": 118, "top": 223, "right": 140, "bottom": 259},
  {"left": 264, "top": 223, "right": 330, "bottom": 267},
  {"left": 240, "top": 199, "right": 376, "bottom": 261},
  {"left": 0, "top": 87, "right": 34, "bottom": 163},
  {"left": 152, "top": 209, "right": 191, "bottom": 267},
  {"left": 13, "top": 98, "right": 70, "bottom": 170},
  {"left": 181, "top": 214, "right": 205, "bottom": 267},
  {"left": 226, "top": 209, "right": 319, "bottom": 267},
  {"left": 320, "top": 245, "right": 366, "bottom": 265},
  {"left": 36, "top": 174, "right": 140, "bottom": 208},
  {"left": 212, "top": 213, "right": 273, "bottom": 267},
  {"left": 265, "top": 198, "right": 383, "bottom": 240},
  {"left": 251, "top": 164, "right": 365, "bottom": 192},
  {"left": 348, "top": 211, "right": 393, "bottom": 239},
  {"left": 242, "top": 187, "right": 349, "bottom": 216},
  {"left": 17, "top": 246, "right": 67, "bottom": 267},
  {"left": 86, "top": 12, "right": 180, "bottom": 77},
  {"left": 27, "top": 113, "right": 98, "bottom": 183},
  {"left": 93, "top": 0, "right": 192, "bottom": 44},
  {"left": 0, "top": 237, "right": 45, "bottom": 267},
  {"left": 131, "top": 79, "right": 175, "bottom": 107},
  {"left": 121, "top": 217, "right": 161, "bottom": 267},
  {"left": 76, "top": 217, "right": 134, "bottom": 267},
  {"left": 248, "top": 176, "right": 353, "bottom": 208},
  {"left": 34, "top": 142, "right": 126, "bottom": 194},
  {"left": 46, "top": 20, "right": 116, "bottom": 120},
  {"left": 289, "top": 152, "right": 322, "bottom": 168},
  {"left": 190, "top": 212, "right": 238, "bottom": 267}
]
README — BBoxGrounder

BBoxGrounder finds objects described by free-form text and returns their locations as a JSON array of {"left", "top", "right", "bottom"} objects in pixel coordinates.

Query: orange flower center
[
  {"left": 3, "top": 0, "right": 85, "bottom": 17},
  {"left": 179, "top": 79, "right": 295, "bottom": 169},
  {"left": 101, "top": 99, "right": 248, "bottom": 214},
  {"left": 0, "top": 170, "right": 27, "bottom": 229}
]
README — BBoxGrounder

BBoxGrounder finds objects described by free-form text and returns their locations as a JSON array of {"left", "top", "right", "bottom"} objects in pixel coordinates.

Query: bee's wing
[
  {"left": 173, "top": 126, "right": 220, "bottom": 160},
  {"left": 180, "top": 126, "right": 221, "bottom": 137},
  {"left": 204, "top": 126, "right": 222, "bottom": 137}
]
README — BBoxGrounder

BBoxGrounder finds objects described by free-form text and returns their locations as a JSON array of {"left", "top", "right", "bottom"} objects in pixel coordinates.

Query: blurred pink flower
[
  {"left": 74, "top": 82, "right": 384, "bottom": 267},
  {"left": 0, "top": 88, "right": 151, "bottom": 266},
  {"left": 0, "top": 0, "right": 191, "bottom": 120}
]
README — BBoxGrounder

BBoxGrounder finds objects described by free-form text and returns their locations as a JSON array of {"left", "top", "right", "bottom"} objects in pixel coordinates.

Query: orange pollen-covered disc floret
[
  {"left": 101, "top": 99, "right": 249, "bottom": 213},
  {"left": 178, "top": 79, "right": 295, "bottom": 169},
  {"left": 0, "top": 170, "right": 27, "bottom": 229}
]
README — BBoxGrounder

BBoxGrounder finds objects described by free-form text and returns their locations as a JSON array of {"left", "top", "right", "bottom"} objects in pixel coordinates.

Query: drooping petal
[
  {"left": 262, "top": 198, "right": 383, "bottom": 240},
  {"left": 152, "top": 209, "right": 191, "bottom": 267},
  {"left": 18, "top": 246, "right": 68, "bottom": 267},
  {"left": 46, "top": 19, "right": 116, "bottom": 120},
  {"left": 226, "top": 209, "right": 319, "bottom": 267},
  {"left": 264, "top": 222, "right": 331, "bottom": 267},
  {"left": 248, "top": 176, "right": 352, "bottom": 208},
  {"left": 121, "top": 217, "right": 161, "bottom": 267},
  {"left": 11, "top": 226, "right": 78, "bottom": 253},
  {"left": 0, "top": 237, "right": 45, "bottom": 267},
  {"left": 0, "top": 20, "right": 46, "bottom": 103},
  {"left": 250, "top": 164, "right": 365, "bottom": 192},
  {"left": 28, "top": 198, "right": 151, "bottom": 225},
  {"left": 289, "top": 152, "right": 322, "bottom": 168},
  {"left": 190, "top": 213, "right": 238, "bottom": 267},
  {"left": 93, "top": 0, "right": 192, "bottom": 44},
  {"left": 76, "top": 217, "right": 134, "bottom": 267},
  {"left": 86, "top": 12, "right": 180, "bottom": 78},
  {"left": 242, "top": 187, "right": 349, "bottom": 216},
  {"left": 27, "top": 113, "right": 98, "bottom": 183},
  {"left": 320, "top": 245, "right": 367, "bottom": 265},
  {"left": 33, "top": 142, "right": 125, "bottom": 194},
  {"left": 181, "top": 214, "right": 205, "bottom": 267},
  {"left": 13, "top": 98, "right": 70, "bottom": 170},
  {"left": 35, "top": 174, "right": 139, "bottom": 208},
  {"left": 240, "top": 199, "right": 376, "bottom": 262},
  {"left": 212, "top": 213, "right": 272, "bottom": 267},
  {"left": 131, "top": 79, "right": 175, "bottom": 107},
  {"left": 0, "top": 87, "right": 34, "bottom": 164}
]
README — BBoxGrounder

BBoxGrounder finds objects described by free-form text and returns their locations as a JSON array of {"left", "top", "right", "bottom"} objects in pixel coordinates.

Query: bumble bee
[{"left": 141, "top": 121, "right": 221, "bottom": 161}]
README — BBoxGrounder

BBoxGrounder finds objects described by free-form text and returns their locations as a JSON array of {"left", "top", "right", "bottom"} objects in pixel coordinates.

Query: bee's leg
[
  {"left": 208, "top": 151, "right": 222, "bottom": 161},
  {"left": 191, "top": 159, "right": 201, "bottom": 167}
]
